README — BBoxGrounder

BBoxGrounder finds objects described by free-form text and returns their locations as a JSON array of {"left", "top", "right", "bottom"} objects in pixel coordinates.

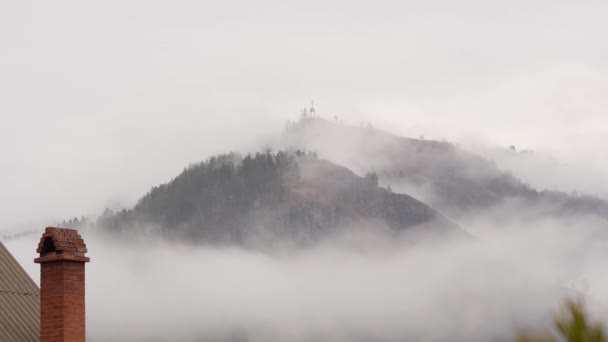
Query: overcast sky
[{"left": 1, "top": 0, "right": 607, "bottom": 230}]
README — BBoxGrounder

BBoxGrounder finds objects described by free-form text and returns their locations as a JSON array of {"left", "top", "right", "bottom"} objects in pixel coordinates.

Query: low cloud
[{"left": 6, "top": 212, "right": 608, "bottom": 341}]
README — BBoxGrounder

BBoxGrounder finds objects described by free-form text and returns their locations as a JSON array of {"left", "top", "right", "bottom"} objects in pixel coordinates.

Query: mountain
[
  {"left": 278, "top": 117, "right": 608, "bottom": 222},
  {"left": 98, "top": 151, "right": 461, "bottom": 245}
]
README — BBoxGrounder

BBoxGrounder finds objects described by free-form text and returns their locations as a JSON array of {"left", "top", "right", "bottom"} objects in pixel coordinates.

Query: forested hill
[{"left": 98, "top": 151, "right": 460, "bottom": 244}]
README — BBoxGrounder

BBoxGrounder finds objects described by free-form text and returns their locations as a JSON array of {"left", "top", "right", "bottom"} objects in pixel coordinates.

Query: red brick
[{"left": 35, "top": 227, "right": 89, "bottom": 342}]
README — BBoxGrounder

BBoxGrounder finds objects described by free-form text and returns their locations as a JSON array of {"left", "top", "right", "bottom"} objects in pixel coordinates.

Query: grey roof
[{"left": 0, "top": 242, "right": 39, "bottom": 342}]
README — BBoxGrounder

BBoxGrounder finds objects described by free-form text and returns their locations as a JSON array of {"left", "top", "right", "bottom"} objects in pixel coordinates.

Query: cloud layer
[{"left": 6, "top": 214, "right": 608, "bottom": 341}]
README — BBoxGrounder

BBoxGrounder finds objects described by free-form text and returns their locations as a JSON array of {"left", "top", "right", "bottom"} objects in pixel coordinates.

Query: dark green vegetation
[
  {"left": 516, "top": 300, "right": 606, "bottom": 342},
  {"left": 97, "top": 151, "right": 458, "bottom": 244}
]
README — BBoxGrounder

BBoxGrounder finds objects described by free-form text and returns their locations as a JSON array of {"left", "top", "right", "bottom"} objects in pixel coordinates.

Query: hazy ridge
[{"left": 96, "top": 149, "right": 461, "bottom": 247}]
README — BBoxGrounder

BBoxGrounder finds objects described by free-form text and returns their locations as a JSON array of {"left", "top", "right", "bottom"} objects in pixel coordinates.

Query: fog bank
[{"left": 5, "top": 217, "right": 608, "bottom": 341}]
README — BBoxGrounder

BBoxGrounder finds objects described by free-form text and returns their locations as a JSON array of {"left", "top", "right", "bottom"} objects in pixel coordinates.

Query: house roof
[{"left": 0, "top": 242, "right": 39, "bottom": 342}]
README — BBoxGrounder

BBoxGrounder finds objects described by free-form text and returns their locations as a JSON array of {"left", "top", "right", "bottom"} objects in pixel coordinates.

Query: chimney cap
[{"left": 34, "top": 227, "right": 90, "bottom": 263}]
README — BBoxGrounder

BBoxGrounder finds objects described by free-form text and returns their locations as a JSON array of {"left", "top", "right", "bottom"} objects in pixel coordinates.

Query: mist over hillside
[
  {"left": 55, "top": 115, "right": 606, "bottom": 247},
  {"left": 277, "top": 117, "right": 608, "bottom": 225}
]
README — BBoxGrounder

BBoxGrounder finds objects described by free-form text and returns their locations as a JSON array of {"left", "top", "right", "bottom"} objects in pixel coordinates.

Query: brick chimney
[{"left": 34, "top": 227, "right": 90, "bottom": 342}]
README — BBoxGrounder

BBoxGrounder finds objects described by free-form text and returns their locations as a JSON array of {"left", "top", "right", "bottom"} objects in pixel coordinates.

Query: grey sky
[{"left": 1, "top": 0, "right": 607, "bottom": 229}]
